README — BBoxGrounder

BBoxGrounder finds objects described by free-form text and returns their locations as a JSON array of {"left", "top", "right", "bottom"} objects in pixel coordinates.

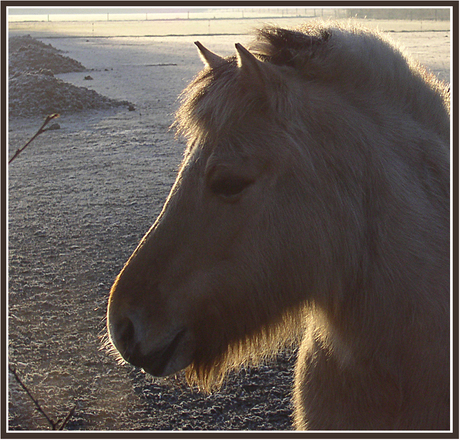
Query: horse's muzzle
[{"left": 109, "top": 313, "right": 193, "bottom": 377}]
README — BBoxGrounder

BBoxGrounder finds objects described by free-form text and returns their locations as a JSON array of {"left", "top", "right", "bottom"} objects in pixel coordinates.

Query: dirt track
[{"left": 7, "top": 21, "right": 450, "bottom": 431}]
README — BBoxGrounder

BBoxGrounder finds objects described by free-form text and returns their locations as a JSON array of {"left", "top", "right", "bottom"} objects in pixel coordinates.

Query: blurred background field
[{"left": 8, "top": 7, "right": 451, "bottom": 38}]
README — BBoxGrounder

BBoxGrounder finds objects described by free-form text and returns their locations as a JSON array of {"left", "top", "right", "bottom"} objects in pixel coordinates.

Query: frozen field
[{"left": 7, "top": 16, "right": 451, "bottom": 431}]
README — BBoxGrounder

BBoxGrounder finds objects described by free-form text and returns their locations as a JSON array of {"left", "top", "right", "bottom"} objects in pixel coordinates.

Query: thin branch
[
  {"left": 9, "top": 113, "right": 60, "bottom": 164},
  {"left": 9, "top": 365, "right": 57, "bottom": 429},
  {"left": 9, "top": 364, "right": 76, "bottom": 430},
  {"left": 58, "top": 404, "right": 77, "bottom": 430}
]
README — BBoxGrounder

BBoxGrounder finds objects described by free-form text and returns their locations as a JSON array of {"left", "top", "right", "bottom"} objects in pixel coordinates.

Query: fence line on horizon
[{"left": 8, "top": 8, "right": 450, "bottom": 23}]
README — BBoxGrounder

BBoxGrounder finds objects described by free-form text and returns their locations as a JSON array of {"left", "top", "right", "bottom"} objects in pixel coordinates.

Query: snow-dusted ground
[{"left": 7, "top": 18, "right": 450, "bottom": 431}]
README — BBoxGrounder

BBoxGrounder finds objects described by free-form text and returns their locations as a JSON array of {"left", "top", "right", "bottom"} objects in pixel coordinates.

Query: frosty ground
[{"left": 7, "top": 18, "right": 450, "bottom": 431}]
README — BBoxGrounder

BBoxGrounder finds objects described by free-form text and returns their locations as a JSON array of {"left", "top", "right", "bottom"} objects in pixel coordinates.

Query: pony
[{"left": 107, "top": 22, "right": 450, "bottom": 430}]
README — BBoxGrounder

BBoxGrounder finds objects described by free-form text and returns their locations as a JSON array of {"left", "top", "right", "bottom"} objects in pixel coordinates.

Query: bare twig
[
  {"left": 9, "top": 365, "right": 57, "bottom": 428},
  {"left": 9, "top": 364, "right": 76, "bottom": 430},
  {"left": 8, "top": 113, "right": 59, "bottom": 164},
  {"left": 58, "top": 404, "right": 77, "bottom": 430}
]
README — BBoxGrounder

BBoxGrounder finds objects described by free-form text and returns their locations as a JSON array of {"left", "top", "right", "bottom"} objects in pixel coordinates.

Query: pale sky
[{"left": 8, "top": 7, "right": 218, "bottom": 15}]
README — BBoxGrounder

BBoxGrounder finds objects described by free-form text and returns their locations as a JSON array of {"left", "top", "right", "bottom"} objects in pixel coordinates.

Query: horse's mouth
[{"left": 137, "top": 328, "right": 191, "bottom": 377}]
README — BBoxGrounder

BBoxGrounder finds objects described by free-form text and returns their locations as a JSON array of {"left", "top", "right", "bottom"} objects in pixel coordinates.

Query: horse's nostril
[
  {"left": 119, "top": 316, "right": 135, "bottom": 344},
  {"left": 115, "top": 316, "right": 137, "bottom": 361}
]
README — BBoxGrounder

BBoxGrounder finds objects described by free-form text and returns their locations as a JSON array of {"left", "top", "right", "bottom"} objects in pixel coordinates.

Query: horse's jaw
[{"left": 138, "top": 327, "right": 195, "bottom": 377}]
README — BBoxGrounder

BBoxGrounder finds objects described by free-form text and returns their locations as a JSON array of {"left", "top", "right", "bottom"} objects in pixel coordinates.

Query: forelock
[{"left": 174, "top": 56, "right": 271, "bottom": 144}]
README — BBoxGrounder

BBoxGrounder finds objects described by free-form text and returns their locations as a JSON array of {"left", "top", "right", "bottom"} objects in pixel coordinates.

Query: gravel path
[{"left": 9, "top": 35, "right": 130, "bottom": 117}]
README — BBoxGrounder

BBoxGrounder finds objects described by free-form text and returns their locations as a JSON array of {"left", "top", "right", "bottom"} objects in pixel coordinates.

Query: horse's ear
[
  {"left": 235, "top": 43, "right": 266, "bottom": 83},
  {"left": 195, "top": 41, "right": 226, "bottom": 69},
  {"left": 235, "top": 43, "right": 285, "bottom": 108}
]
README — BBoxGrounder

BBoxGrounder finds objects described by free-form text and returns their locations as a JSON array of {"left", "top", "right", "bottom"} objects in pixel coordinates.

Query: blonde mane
[{"left": 175, "top": 22, "right": 449, "bottom": 149}]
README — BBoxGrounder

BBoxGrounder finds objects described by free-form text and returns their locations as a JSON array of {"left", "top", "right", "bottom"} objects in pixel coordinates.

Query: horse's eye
[{"left": 209, "top": 176, "right": 253, "bottom": 200}]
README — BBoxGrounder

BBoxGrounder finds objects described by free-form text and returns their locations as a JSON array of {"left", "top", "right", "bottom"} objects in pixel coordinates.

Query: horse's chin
[{"left": 140, "top": 328, "right": 195, "bottom": 377}]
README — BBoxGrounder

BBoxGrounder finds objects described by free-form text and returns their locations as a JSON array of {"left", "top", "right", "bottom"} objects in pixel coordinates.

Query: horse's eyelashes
[{"left": 209, "top": 176, "right": 253, "bottom": 199}]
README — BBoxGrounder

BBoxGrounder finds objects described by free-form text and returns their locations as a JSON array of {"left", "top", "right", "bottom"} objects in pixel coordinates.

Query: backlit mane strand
[{"left": 175, "top": 22, "right": 449, "bottom": 150}]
